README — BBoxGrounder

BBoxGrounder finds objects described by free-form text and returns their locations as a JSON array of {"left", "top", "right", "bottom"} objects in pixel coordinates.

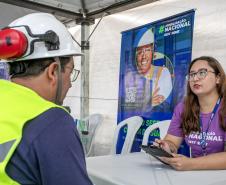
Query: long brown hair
[{"left": 182, "top": 56, "right": 226, "bottom": 135}]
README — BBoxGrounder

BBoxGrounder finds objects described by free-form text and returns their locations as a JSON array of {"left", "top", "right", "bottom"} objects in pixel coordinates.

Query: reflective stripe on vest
[
  {"left": 0, "top": 80, "right": 64, "bottom": 185},
  {"left": 0, "top": 140, "right": 15, "bottom": 163}
]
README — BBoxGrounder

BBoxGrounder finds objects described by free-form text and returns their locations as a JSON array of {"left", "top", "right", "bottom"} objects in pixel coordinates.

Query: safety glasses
[{"left": 65, "top": 66, "right": 80, "bottom": 82}]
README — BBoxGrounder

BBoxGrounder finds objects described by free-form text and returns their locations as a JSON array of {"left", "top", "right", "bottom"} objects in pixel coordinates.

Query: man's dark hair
[{"left": 9, "top": 57, "right": 71, "bottom": 78}]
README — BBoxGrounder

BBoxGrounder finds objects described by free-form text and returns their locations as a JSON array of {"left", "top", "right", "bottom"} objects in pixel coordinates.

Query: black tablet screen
[{"left": 141, "top": 145, "right": 173, "bottom": 165}]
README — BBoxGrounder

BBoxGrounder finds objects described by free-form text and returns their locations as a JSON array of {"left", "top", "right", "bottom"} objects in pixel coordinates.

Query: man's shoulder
[
  {"left": 6, "top": 108, "right": 92, "bottom": 185},
  {"left": 23, "top": 108, "right": 75, "bottom": 144},
  {"left": 37, "top": 107, "right": 71, "bottom": 123},
  {"left": 28, "top": 107, "right": 73, "bottom": 127}
]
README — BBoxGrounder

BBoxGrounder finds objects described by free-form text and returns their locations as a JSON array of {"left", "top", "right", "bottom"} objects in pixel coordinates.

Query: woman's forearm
[{"left": 191, "top": 152, "right": 226, "bottom": 170}]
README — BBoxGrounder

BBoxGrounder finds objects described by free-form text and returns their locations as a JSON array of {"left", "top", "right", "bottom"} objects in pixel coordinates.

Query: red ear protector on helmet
[
  {"left": 0, "top": 28, "right": 28, "bottom": 59},
  {"left": 0, "top": 25, "right": 60, "bottom": 60}
]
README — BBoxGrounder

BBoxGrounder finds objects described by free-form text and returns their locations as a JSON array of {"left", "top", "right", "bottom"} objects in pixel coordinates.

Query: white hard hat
[
  {"left": 137, "top": 28, "right": 154, "bottom": 47},
  {"left": 7, "top": 13, "right": 82, "bottom": 61}
]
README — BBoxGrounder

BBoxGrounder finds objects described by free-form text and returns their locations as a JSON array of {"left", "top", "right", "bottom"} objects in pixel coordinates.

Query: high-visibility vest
[{"left": 0, "top": 80, "right": 64, "bottom": 185}]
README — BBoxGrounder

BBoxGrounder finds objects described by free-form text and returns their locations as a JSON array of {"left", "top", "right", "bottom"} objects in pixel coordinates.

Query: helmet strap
[{"left": 54, "top": 57, "right": 62, "bottom": 105}]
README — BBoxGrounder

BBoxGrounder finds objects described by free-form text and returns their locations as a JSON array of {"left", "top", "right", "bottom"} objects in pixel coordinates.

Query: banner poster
[{"left": 117, "top": 10, "right": 195, "bottom": 155}]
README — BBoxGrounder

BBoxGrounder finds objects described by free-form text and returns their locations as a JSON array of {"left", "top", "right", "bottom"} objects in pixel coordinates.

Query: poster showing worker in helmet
[
  {"left": 132, "top": 27, "right": 173, "bottom": 114},
  {"left": 117, "top": 10, "right": 195, "bottom": 154}
]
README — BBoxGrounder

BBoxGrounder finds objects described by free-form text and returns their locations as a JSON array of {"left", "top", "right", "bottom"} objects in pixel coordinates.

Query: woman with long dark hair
[{"left": 155, "top": 56, "right": 226, "bottom": 170}]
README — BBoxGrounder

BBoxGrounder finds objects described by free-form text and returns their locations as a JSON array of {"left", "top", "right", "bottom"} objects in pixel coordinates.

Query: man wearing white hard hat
[
  {"left": 0, "top": 13, "right": 93, "bottom": 185},
  {"left": 133, "top": 28, "right": 173, "bottom": 114}
]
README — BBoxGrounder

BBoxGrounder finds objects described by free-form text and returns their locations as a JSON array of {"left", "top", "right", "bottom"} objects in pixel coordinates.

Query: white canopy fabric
[{"left": 0, "top": 0, "right": 158, "bottom": 26}]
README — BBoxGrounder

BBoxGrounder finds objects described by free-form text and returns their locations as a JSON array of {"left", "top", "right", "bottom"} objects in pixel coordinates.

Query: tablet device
[{"left": 141, "top": 145, "right": 173, "bottom": 165}]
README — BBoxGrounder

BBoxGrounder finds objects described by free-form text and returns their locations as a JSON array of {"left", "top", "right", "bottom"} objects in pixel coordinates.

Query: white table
[{"left": 86, "top": 152, "right": 226, "bottom": 185}]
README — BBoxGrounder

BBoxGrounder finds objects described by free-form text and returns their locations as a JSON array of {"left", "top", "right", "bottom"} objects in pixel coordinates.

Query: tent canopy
[{"left": 0, "top": 0, "right": 158, "bottom": 25}]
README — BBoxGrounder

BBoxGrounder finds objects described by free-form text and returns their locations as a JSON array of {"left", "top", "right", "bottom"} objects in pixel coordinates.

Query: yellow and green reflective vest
[{"left": 0, "top": 80, "right": 64, "bottom": 185}]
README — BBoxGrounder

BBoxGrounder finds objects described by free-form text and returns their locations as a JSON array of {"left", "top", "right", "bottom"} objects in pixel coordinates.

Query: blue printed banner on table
[{"left": 117, "top": 10, "right": 195, "bottom": 155}]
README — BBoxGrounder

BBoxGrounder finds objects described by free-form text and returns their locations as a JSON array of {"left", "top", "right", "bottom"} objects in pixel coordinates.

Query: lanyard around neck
[{"left": 199, "top": 97, "right": 221, "bottom": 155}]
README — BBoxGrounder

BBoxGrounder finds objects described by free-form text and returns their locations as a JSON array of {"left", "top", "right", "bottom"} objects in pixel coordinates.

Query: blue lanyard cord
[{"left": 199, "top": 97, "right": 221, "bottom": 155}]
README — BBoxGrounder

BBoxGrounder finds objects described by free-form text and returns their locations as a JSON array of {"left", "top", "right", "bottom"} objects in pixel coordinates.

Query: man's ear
[{"left": 46, "top": 62, "right": 58, "bottom": 85}]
